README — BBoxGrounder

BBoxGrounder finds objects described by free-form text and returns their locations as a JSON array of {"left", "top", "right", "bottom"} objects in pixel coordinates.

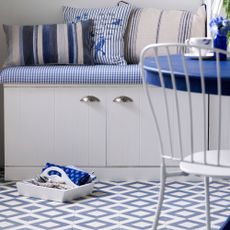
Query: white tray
[
  {"left": 16, "top": 180, "right": 94, "bottom": 203},
  {"left": 16, "top": 166, "right": 95, "bottom": 202}
]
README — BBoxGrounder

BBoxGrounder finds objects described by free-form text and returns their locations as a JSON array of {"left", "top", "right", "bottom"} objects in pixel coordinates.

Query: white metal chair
[{"left": 139, "top": 43, "right": 230, "bottom": 230}]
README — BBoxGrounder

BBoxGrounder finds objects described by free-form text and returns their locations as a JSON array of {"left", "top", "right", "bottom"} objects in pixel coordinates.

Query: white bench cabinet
[{"left": 4, "top": 85, "right": 206, "bottom": 180}]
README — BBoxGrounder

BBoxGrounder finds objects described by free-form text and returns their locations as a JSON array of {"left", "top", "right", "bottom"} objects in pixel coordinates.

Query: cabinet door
[
  {"left": 5, "top": 87, "right": 55, "bottom": 166},
  {"left": 140, "top": 87, "right": 180, "bottom": 166},
  {"left": 210, "top": 95, "right": 230, "bottom": 149},
  {"left": 177, "top": 91, "right": 208, "bottom": 156},
  {"left": 140, "top": 87, "right": 207, "bottom": 165},
  {"left": 87, "top": 88, "right": 106, "bottom": 166},
  {"left": 54, "top": 87, "right": 106, "bottom": 166},
  {"left": 107, "top": 87, "right": 140, "bottom": 166},
  {"left": 140, "top": 87, "right": 165, "bottom": 166}
]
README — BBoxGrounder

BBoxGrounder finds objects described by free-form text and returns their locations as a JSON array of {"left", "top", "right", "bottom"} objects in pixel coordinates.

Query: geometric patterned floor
[{"left": 0, "top": 170, "right": 229, "bottom": 229}]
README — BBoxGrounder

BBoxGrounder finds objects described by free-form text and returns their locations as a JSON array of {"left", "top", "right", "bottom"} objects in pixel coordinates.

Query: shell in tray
[{"left": 16, "top": 166, "right": 95, "bottom": 202}]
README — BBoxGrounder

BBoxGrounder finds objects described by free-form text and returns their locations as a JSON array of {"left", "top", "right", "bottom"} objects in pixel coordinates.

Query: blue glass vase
[{"left": 213, "top": 34, "right": 227, "bottom": 60}]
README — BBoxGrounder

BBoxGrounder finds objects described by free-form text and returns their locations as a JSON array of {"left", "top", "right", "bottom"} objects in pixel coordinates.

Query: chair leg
[
  {"left": 152, "top": 164, "right": 166, "bottom": 230},
  {"left": 204, "top": 176, "right": 211, "bottom": 230}
]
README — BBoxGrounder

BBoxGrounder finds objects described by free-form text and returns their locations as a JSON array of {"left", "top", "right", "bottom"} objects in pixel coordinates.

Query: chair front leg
[
  {"left": 152, "top": 163, "right": 166, "bottom": 230},
  {"left": 204, "top": 176, "right": 211, "bottom": 230}
]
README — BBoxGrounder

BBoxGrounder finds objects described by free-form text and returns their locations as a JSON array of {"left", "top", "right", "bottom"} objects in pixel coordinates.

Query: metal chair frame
[{"left": 139, "top": 43, "right": 230, "bottom": 230}]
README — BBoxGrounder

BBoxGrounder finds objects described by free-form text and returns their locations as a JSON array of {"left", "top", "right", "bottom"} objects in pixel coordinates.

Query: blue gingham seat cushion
[{"left": 0, "top": 65, "right": 141, "bottom": 84}]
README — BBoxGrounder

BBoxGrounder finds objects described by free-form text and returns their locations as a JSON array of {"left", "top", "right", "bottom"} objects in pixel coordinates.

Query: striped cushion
[
  {"left": 63, "top": 2, "right": 132, "bottom": 65},
  {"left": 3, "top": 21, "right": 94, "bottom": 67},
  {"left": 124, "top": 5, "right": 206, "bottom": 64}
]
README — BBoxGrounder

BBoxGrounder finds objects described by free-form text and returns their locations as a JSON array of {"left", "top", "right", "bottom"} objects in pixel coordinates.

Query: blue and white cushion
[
  {"left": 0, "top": 65, "right": 141, "bottom": 84},
  {"left": 3, "top": 21, "right": 94, "bottom": 66},
  {"left": 63, "top": 2, "right": 132, "bottom": 65}
]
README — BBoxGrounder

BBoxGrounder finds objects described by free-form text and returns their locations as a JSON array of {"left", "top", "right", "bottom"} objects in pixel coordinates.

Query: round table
[{"left": 144, "top": 55, "right": 230, "bottom": 96}]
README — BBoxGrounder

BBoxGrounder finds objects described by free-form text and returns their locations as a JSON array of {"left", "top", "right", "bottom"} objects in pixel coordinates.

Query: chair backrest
[{"left": 140, "top": 43, "right": 230, "bottom": 168}]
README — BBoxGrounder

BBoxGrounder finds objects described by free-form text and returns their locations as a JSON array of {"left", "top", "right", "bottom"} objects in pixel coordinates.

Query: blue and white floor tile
[{"left": 0, "top": 174, "right": 229, "bottom": 229}]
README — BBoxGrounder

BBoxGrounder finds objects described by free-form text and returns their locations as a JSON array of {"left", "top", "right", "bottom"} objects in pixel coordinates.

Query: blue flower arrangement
[
  {"left": 209, "top": 16, "right": 230, "bottom": 60},
  {"left": 209, "top": 16, "right": 230, "bottom": 36}
]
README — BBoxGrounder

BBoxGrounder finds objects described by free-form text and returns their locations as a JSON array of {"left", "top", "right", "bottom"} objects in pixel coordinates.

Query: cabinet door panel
[
  {"left": 55, "top": 87, "right": 106, "bottom": 166},
  {"left": 5, "top": 88, "right": 22, "bottom": 166},
  {"left": 177, "top": 91, "right": 208, "bottom": 157},
  {"left": 140, "top": 87, "right": 163, "bottom": 166},
  {"left": 5, "top": 87, "right": 54, "bottom": 166},
  {"left": 210, "top": 95, "right": 230, "bottom": 149},
  {"left": 55, "top": 88, "right": 89, "bottom": 165},
  {"left": 88, "top": 88, "right": 106, "bottom": 166},
  {"left": 140, "top": 87, "right": 207, "bottom": 165},
  {"left": 107, "top": 87, "right": 140, "bottom": 166}
]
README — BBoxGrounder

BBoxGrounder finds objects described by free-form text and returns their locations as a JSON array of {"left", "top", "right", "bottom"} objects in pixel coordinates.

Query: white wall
[{"left": 0, "top": 0, "right": 203, "bottom": 66}]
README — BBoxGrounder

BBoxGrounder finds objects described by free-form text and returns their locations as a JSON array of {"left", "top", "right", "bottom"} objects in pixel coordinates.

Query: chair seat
[{"left": 180, "top": 150, "right": 230, "bottom": 178}]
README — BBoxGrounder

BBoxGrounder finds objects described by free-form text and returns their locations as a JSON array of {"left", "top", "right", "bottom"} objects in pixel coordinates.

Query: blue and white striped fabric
[
  {"left": 63, "top": 2, "right": 132, "bottom": 65},
  {"left": 124, "top": 6, "right": 206, "bottom": 63},
  {"left": 0, "top": 65, "right": 141, "bottom": 84},
  {"left": 3, "top": 21, "right": 94, "bottom": 67}
]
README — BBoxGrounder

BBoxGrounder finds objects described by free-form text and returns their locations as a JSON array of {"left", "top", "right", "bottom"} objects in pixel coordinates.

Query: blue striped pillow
[
  {"left": 63, "top": 2, "right": 132, "bottom": 65},
  {"left": 3, "top": 21, "right": 94, "bottom": 67}
]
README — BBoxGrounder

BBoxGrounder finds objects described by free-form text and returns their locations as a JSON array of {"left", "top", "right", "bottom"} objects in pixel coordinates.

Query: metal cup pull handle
[
  {"left": 80, "top": 95, "right": 100, "bottom": 102},
  {"left": 113, "top": 96, "right": 133, "bottom": 103}
]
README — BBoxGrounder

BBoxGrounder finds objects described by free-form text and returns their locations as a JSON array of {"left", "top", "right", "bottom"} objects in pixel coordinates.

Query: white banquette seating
[{"left": 0, "top": 0, "right": 215, "bottom": 180}]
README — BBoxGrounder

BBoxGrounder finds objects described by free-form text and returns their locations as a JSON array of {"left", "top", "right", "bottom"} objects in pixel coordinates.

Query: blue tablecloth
[{"left": 144, "top": 55, "right": 230, "bottom": 95}]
